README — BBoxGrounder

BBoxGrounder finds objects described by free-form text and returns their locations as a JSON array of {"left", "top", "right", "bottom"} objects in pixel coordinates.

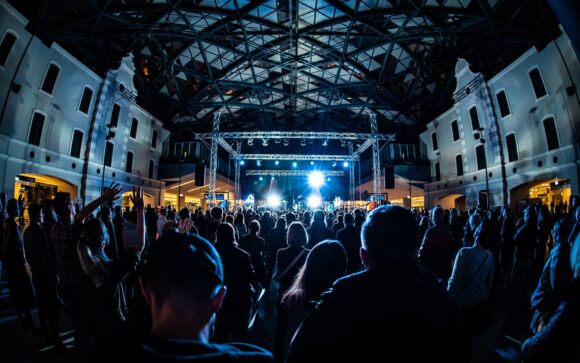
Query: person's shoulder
[{"left": 215, "top": 342, "right": 274, "bottom": 362}]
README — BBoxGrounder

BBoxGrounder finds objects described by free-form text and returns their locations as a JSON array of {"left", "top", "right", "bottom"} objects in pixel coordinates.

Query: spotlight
[
  {"left": 257, "top": 160, "right": 261, "bottom": 166},
  {"left": 283, "top": 138, "right": 289, "bottom": 146},
  {"left": 292, "top": 162, "right": 297, "bottom": 167},
  {"left": 308, "top": 171, "right": 325, "bottom": 188},
  {"left": 259, "top": 176, "right": 263, "bottom": 181},
  {"left": 322, "top": 139, "right": 328, "bottom": 147},
  {"left": 327, "top": 177, "right": 331, "bottom": 182},
  {"left": 248, "top": 139, "right": 253, "bottom": 146},
  {"left": 300, "top": 139, "right": 306, "bottom": 147},
  {"left": 267, "top": 194, "right": 281, "bottom": 208},
  {"left": 343, "top": 161, "right": 349, "bottom": 168},
  {"left": 271, "top": 176, "right": 275, "bottom": 180},
  {"left": 310, "top": 161, "right": 314, "bottom": 165},
  {"left": 240, "top": 160, "right": 245, "bottom": 165},
  {"left": 262, "top": 138, "right": 269, "bottom": 146},
  {"left": 307, "top": 194, "right": 322, "bottom": 209},
  {"left": 275, "top": 160, "right": 279, "bottom": 165},
  {"left": 332, "top": 162, "right": 337, "bottom": 167}
]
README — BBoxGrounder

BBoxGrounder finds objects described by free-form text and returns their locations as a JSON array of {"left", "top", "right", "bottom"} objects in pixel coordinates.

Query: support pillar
[
  {"left": 369, "top": 113, "right": 381, "bottom": 201},
  {"left": 348, "top": 142, "right": 355, "bottom": 202},
  {"left": 209, "top": 112, "right": 221, "bottom": 207},
  {"left": 234, "top": 140, "right": 242, "bottom": 207}
]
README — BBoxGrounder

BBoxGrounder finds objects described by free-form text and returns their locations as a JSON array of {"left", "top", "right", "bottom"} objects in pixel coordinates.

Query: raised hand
[
  {"left": 103, "top": 182, "right": 123, "bottom": 202},
  {"left": 178, "top": 217, "right": 194, "bottom": 233},
  {"left": 130, "top": 187, "right": 145, "bottom": 211}
]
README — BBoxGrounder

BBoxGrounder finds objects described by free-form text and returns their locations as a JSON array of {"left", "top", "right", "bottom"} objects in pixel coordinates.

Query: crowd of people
[{"left": 0, "top": 188, "right": 579, "bottom": 362}]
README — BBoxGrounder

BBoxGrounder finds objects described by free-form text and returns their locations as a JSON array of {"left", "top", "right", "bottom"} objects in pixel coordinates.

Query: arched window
[
  {"left": 496, "top": 90, "right": 511, "bottom": 117},
  {"left": 126, "top": 151, "right": 134, "bottom": 173},
  {"left": 109, "top": 103, "right": 121, "bottom": 127},
  {"left": 130, "top": 118, "right": 139, "bottom": 138},
  {"left": 505, "top": 133, "right": 519, "bottom": 162},
  {"left": 28, "top": 112, "right": 45, "bottom": 146},
  {"left": 40, "top": 63, "right": 61, "bottom": 95},
  {"left": 543, "top": 117, "right": 559, "bottom": 151},
  {"left": 70, "top": 130, "right": 84, "bottom": 158},
  {"left": 104, "top": 141, "right": 114, "bottom": 167},
  {"left": 151, "top": 130, "right": 158, "bottom": 149},
  {"left": 78, "top": 86, "right": 94, "bottom": 114},
  {"left": 0, "top": 31, "right": 17, "bottom": 66},
  {"left": 529, "top": 67, "right": 547, "bottom": 99},
  {"left": 431, "top": 132, "right": 438, "bottom": 151},
  {"left": 475, "top": 145, "right": 486, "bottom": 170},
  {"left": 469, "top": 106, "right": 480, "bottom": 130},
  {"left": 455, "top": 154, "right": 463, "bottom": 176},
  {"left": 451, "top": 120, "right": 459, "bottom": 141}
]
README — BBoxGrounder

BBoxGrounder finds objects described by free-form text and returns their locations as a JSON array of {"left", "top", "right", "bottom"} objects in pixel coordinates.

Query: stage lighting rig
[{"left": 307, "top": 194, "right": 322, "bottom": 209}]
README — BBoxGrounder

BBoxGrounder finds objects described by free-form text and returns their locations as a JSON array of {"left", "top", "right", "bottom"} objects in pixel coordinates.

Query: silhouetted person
[
  {"left": 335, "top": 213, "right": 362, "bottom": 274},
  {"left": 287, "top": 205, "right": 459, "bottom": 362},
  {"left": 239, "top": 220, "right": 266, "bottom": 286},
  {"left": 306, "top": 210, "right": 331, "bottom": 249},
  {"left": 418, "top": 206, "right": 456, "bottom": 280}
]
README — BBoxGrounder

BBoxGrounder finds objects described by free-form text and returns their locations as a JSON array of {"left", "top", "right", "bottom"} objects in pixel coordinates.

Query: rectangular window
[
  {"left": 476, "top": 145, "right": 487, "bottom": 170},
  {"left": 104, "top": 141, "right": 114, "bottom": 167},
  {"left": 0, "top": 32, "right": 17, "bottom": 66},
  {"left": 456, "top": 154, "right": 463, "bottom": 176},
  {"left": 543, "top": 117, "right": 560, "bottom": 151},
  {"left": 451, "top": 120, "right": 459, "bottom": 141},
  {"left": 109, "top": 103, "right": 121, "bottom": 127},
  {"left": 469, "top": 106, "right": 480, "bottom": 130},
  {"left": 28, "top": 112, "right": 45, "bottom": 146},
  {"left": 130, "top": 118, "right": 138, "bottom": 138},
  {"left": 126, "top": 151, "right": 133, "bottom": 173},
  {"left": 151, "top": 130, "right": 158, "bottom": 149},
  {"left": 78, "top": 87, "right": 93, "bottom": 114},
  {"left": 40, "top": 63, "right": 60, "bottom": 95},
  {"left": 431, "top": 132, "right": 438, "bottom": 151},
  {"left": 529, "top": 68, "right": 547, "bottom": 99},
  {"left": 70, "top": 130, "right": 83, "bottom": 158},
  {"left": 496, "top": 90, "right": 511, "bottom": 117},
  {"left": 435, "top": 162, "right": 440, "bottom": 181},
  {"left": 506, "top": 134, "right": 519, "bottom": 162},
  {"left": 148, "top": 160, "right": 154, "bottom": 179}
]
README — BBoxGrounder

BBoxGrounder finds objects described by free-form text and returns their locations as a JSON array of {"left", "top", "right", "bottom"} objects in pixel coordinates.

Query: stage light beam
[
  {"left": 267, "top": 195, "right": 281, "bottom": 208},
  {"left": 308, "top": 171, "right": 325, "bottom": 188},
  {"left": 307, "top": 194, "right": 322, "bottom": 209}
]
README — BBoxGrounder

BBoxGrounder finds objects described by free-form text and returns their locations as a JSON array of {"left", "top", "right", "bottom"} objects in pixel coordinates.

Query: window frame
[
  {"left": 151, "top": 129, "right": 158, "bottom": 149},
  {"left": 475, "top": 144, "right": 487, "bottom": 171},
  {"left": 0, "top": 29, "right": 18, "bottom": 68},
  {"left": 39, "top": 62, "right": 61, "bottom": 96},
  {"left": 27, "top": 111, "right": 46, "bottom": 146},
  {"left": 77, "top": 85, "right": 94, "bottom": 115},
  {"left": 125, "top": 150, "right": 134, "bottom": 174},
  {"left": 130, "top": 118, "right": 139, "bottom": 139},
  {"left": 109, "top": 103, "right": 121, "bottom": 128},
  {"left": 451, "top": 120, "right": 460, "bottom": 142},
  {"left": 468, "top": 105, "right": 481, "bottom": 131},
  {"left": 455, "top": 154, "right": 464, "bottom": 177},
  {"left": 69, "top": 128, "right": 84, "bottom": 159},
  {"left": 528, "top": 66, "right": 548, "bottom": 101},
  {"left": 542, "top": 115, "right": 560, "bottom": 151},
  {"left": 505, "top": 132, "right": 519, "bottom": 162},
  {"left": 104, "top": 140, "right": 114, "bottom": 167},
  {"left": 495, "top": 89, "right": 511, "bottom": 118},
  {"left": 431, "top": 132, "right": 438, "bottom": 151}
]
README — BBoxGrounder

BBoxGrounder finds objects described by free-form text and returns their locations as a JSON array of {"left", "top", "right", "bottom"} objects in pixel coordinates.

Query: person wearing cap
[
  {"left": 134, "top": 229, "right": 272, "bottom": 361},
  {"left": 287, "top": 205, "right": 459, "bottom": 362}
]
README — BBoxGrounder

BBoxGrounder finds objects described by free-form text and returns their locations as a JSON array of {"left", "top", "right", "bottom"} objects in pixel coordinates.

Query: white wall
[
  {"left": 0, "top": 0, "right": 168, "bottom": 206},
  {"left": 421, "top": 30, "right": 580, "bottom": 210}
]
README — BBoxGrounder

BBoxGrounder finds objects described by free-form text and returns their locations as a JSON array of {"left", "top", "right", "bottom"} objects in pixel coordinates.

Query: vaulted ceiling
[{"left": 13, "top": 0, "right": 560, "bottom": 134}]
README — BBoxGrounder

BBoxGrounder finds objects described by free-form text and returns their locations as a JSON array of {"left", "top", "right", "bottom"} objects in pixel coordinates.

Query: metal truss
[
  {"left": 348, "top": 142, "right": 355, "bottom": 201},
  {"left": 369, "top": 113, "right": 381, "bottom": 200},
  {"left": 240, "top": 154, "right": 357, "bottom": 161},
  {"left": 246, "top": 170, "right": 345, "bottom": 177},
  {"left": 234, "top": 141, "right": 241, "bottom": 202},
  {"left": 197, "top": 131, "right": 394, "bottom": 141},
  {"left": 208, "top": 112, "right": 221, "bottom": 207}
]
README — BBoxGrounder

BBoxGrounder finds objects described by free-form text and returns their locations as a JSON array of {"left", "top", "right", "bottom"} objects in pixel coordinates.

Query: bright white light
[
  {"left": 292, "top": 162, "right": 297, "bottom": 167},
  {"left": 259, "top": 177, "right": 263, "bottom": 181},
  {"left": 240, "top": 160, "right": 245, "bottom": 165},
  {"left": 257, "top": 160, "right": 261, "bottom": 166},
  {"left": 308, "top": 171, "right": 325, "bottom": 188},
  {"left": 267, "top": 195, "right": 282, "bottom": 208},
  {"left": 275, "top": 160, "right": 279, "bottom": 165},
  {"left": 307, "top": 194, "right": 322, "bottom": 209},
  {"left": 343, "top": 161, "right": 349, "bottom": 168},
  {"left": 326, "top": 177, "right": 331, "bottom": 182},
  {"left": 310, "top": 161, "right": 314, "bottom": 165},
  {"left": 271, "top": 176, "right": 275, "bottom": 180}
]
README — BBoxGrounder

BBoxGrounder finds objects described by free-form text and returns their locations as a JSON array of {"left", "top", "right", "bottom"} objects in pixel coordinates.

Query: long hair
[
  {"left": 287, "top": 222, "right": 308, "bottom": 247},
  {"left": 282, "top": 240, "right": 347, "bottom": 313},
  {"left": 77, "top": 219, "right": 109, "bottom": 289}
]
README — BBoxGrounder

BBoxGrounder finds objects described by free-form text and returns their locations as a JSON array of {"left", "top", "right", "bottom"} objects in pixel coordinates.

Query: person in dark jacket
[
  {"left": 287, "top": 205, "right": 460, "bottom": 363},
  {"left": 335, "top": 213, "right": 362, "bottom": 274},
  {"left": 306, "top": 210, "right": 332, "bottom": 249},
  {"left": 273, "top": 222, "right": 309, "bottom": 361},
  {"left": 500, "top": 207, "right": 516, "bottom": 284},
  {"left": 522, "top": 233, "right": 580, "bottom": 363},
  {"left": 511, "top": 206, "right": 538, "bottom": 312},
  {"left": 23, "top": 202, "right": 65, "bottom": 350},
  {"left": 266, "top": 217, "right": 287, "bottom": 282},
  {"left": 418, "top": 206, "right": 456, "bottom": 280},
  {"left": 239, "top": 220, "right": 266, "bottom": 286},
  {"left": 214, "top": 223, "right": 256, "bottom": 342}
]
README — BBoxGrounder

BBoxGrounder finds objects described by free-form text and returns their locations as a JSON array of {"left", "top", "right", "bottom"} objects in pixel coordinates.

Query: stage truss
[
  {"left": 199, "top": 113, "right": 393, "bottom": 206},
  {"left": 246, "top": 170, "right": 346, "bottom": 177}
]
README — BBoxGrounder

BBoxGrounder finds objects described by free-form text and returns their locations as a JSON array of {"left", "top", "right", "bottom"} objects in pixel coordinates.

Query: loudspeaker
[
  {"left": 195, "top": 163, "right": 205, "bottom": 186},
  {"left": 384, "top": 165, "right": 394, "bottom": 189}
]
